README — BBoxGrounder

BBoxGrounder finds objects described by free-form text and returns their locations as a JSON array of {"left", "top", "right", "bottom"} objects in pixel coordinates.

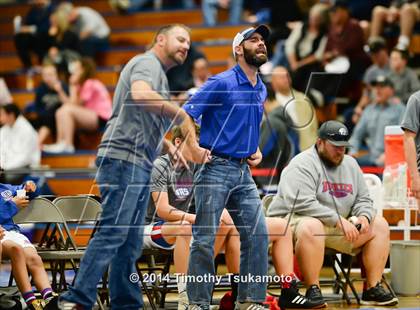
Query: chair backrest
[
  {"left": 52, "top": 195, "right": 102, "bottom": 247},
  {"left": 13, "top": 197, "right": 66, "bottom": 224},
  {"left": 363, "top": 173, "right": 383, "bottom": 216},
  {"left": 52, "top": 195, "right": 102, "bottom": 223},
  {"left": 13, "top": 197, "right": 77, "bottom": 250}
]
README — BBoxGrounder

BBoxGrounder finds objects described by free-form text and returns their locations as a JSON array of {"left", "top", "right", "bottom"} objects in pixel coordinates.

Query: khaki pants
[{"left": 286, "top": 214, "right": 362, "bottom": 255}]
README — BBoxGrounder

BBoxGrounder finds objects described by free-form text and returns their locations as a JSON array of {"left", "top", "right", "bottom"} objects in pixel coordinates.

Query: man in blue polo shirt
[{"left": 181, "top": 25, "right": 270, "bottom": 310}]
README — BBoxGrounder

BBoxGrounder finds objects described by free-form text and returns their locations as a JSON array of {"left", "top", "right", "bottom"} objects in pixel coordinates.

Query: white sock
[
  {"left": 177, "top": 275, "right": 187, "bottom": 294},
  {"left": 397, "top": 35, "right": 410, "bottom": 49}
]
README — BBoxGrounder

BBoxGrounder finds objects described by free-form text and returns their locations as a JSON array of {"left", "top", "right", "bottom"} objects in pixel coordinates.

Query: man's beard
[
  {"left": 318, "top": 149, "right": 343, "bottom": 168},
  {"left": 243, "top": 46, "right": 267, "bottom": 68}
]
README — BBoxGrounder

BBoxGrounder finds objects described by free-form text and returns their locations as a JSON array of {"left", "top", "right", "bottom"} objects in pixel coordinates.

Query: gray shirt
[
  {"left": 401, "top": 90, "right": 420, "bottom": 169},
  {"left": 389, "top": 68, "right": 420, "bottom": 104},
  {"left": 97, "top": 51, "right": 172, "bottom": 169},
  {"left": 145, "top": 155, "right": 195, "bottom": 224},
  {"left": 74, "top": 7, "right": 110, "bottom": 39},
  {"left": 363, "top": 63, "right": 390, "bottom": 85},
  {"left": 267, "top": 146, "right": 374, "bottom": 227},
  {"left": 349, "top": 101, "right": 405, "bottom": 162}
]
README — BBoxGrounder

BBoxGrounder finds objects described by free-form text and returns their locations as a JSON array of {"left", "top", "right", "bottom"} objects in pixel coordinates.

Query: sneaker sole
[
  {"left": 360, "top": 297, "right": 399, "bottom": 306},
  {"left": 280, "top": 302, "right": 327, "bottom": 309}
]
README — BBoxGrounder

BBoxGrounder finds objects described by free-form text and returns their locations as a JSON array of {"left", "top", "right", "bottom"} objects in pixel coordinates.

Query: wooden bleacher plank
[
  {"left": 41, "top": 153, "right": 96, "bottom": 169},
  {"left": 0, "top": 39, "right": 15, "bottom": 53},
  {"left": 110, "top": 25, "right": 246, "bottom": 47},
  {"left": 106, "top": 9, "right": 202, "bottom": 29},
  {"left": 198, "top": 44, "right": 231, "bottom": 62},
  {"left": 0, "top": 4, "right": 30, "bottom": 19},
  {"left": 105, "top": 9, "right": 228, "bottom": 29},
  {"left": 4, "top": 69, "right": 119, "bottom": 89},
  {"left": 11, "top": 89, "right": 115, "bottom": 110},
  {"left": 0, "top": 22, "right": 13, "bottom": 35},
  {"left": 47, "top": 178, "right": 99, "bottom": 196},
  {"left": 12, "top": 91, "right": 34, "bottom": 109},
  {"left": 73, "top": 0, "right": 113, "bottom": 13},
  {"left": 0, "top": 53, "right": 21, "bottom": 72},
  {"left": 209, "top": 62, "right": 228, "bottom": 75},
  {"left": 97, "top": 49, "right": 140, "bottom": 66}
]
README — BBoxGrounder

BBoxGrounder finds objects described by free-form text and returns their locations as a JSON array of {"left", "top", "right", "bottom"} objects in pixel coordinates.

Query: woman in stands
[{"left": 43, "top": 57, "right": 112, "bottom": 153}]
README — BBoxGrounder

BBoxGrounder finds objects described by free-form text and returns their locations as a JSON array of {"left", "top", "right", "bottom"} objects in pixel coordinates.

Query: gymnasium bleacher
[
  {"left": 0, "top": 0, "right": 418, "bottom": 240},
  {"left": 0, "top": 1, "right": 419, "bottom": 308}
]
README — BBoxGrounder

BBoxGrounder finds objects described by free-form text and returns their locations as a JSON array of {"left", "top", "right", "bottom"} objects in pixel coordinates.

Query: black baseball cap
[
  {"left": 318, "top": 120, "right": 351, "bottom": 147},
  {"left": 367, "top": 37, "right": 387, "bottom": 54},
  {"left": 371, "top": 75, "right": 394, "bottom": 88}
]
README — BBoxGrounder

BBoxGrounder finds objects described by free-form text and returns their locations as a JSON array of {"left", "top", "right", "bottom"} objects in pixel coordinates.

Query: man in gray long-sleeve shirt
[{"left": 267, "top": 120, "right": 397, "bottom": 307}]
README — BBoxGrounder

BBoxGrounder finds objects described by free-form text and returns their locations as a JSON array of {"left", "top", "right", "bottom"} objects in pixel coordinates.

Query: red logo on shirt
[{"left": 322, "top": 181, "right": 353, "bottom": 198}]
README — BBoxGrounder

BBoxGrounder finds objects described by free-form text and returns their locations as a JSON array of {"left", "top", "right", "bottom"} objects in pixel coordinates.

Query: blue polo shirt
[{"left": 183, "top": 65, "right": 267, "bottom": 159}]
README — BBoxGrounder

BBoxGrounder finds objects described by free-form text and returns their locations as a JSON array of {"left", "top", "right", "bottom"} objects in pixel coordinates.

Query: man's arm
[
  {"left": 180, "top": 115, "right": 211, "bottom": 163},
  {"left": 152, "top": 192, "right": 195, "bottom": 224},
  {"left": 404, "top": 129, "right": 420, "bottom": 198},
  {"left": 131, "top": 80, "right": 187, "bottom": 125}
]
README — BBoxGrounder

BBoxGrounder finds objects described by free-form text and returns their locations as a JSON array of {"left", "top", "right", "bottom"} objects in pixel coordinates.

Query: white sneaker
[
  {"left": 178, "top": 291, "right": 189, "bottom": 310},
  {"left": 43, "top": 142, "right": 75, "bottom": 154}
]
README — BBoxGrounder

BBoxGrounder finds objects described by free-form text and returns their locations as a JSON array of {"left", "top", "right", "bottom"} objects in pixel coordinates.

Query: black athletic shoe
[
  {"left": 361, "top": 282, "right": 398, "bottom": 306},
  {"left": 43, "top": 295, "right": 59, "bottom": 310},
  {"left": 305, "top": 285, "right": 326, "bottom": 307},
  {"left": 27, "top": 300, "right": 44, "bottom": 310},
  {"left": 279, "top": 281, "right": 326, "bottom": 309}
]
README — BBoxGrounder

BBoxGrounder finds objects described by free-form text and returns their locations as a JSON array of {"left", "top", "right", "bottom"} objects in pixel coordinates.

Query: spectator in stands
[
  {"left": 43, "top": 58, "right": 112, "bottom": 153},
  {"left": 143, "top": 126, "right": 240, "bottom": 310},
  {"left": 58, "top": 2, "right": 110, "bottom": 57},
  {"left": 267, "top": 120, "right": 398, "bottom": 307},
  {"left": 388, "top": 48, "right": 420, "bottom": 104},
  {"left": 13, "top": 0, "right": 55, "bottom": 70},
  {"left": 370, "top": 0, "right": 420, "bottom": 50},
  {"left": 349, "top": 75, "right": 405, "bottom": 166},
  {"left": 48, "top": 9, "right": 80, "bottom": 54},
  {"left": 202, "top": 0, "right": 244, "bottom": 26},
  {"left": 0, "top": 78, "right": 12, "bottom": 105},
  {"left": 322, "top": 0, "right": 370, "bottom": 94},
  {"left": 270, "top": 66, "right": 318, "bottom": 151},
  {"left": 32, "top": 62, "right": 68, "bottom": 147},
  {"left": 401, "top": 90, "right": 420, "bottom": 204},
  {"left": 0, "top": 104, "right": 40, "bottom": 184},
  {"left": 352, "top": 36, "right": 391, "bottom": 125},
  {"left": 0, "top": 180, "right": 59, "bottom": 310},
  {"left": 284, "top": 3, "right": 330, "bottom": 92},
  {"left": 258, "top": 94, "right": 294, "bottom": 185},
  {"left": 167, "top": 44, "right": 205, "bottom": 92},
  {"left": 191, "top": 57, "right": 211, "bottom": 88}
]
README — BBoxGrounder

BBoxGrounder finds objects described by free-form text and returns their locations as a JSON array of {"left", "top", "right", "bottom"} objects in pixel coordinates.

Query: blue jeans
[
  {"left": 60, "top": 157, "right": 151, "bottom": 309},
  {"left": 202, "top": 0, "right": 243, "bottom": 26},
  {"left": 187, "top": 156, "right": 268, "bottom": 305}
]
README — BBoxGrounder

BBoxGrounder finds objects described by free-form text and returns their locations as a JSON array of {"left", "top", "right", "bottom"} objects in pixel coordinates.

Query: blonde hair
[{"left": 151, "top": 24, "right": 191, "bottom": 47}]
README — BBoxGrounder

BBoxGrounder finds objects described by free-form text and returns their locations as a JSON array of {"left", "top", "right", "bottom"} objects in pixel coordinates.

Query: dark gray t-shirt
[
  {"left": 401, "top": 90, "right": 420, "bottom": 169},
  {"left": 97, "top": 51, "right": 172, "bottom": 169},
  {"left": 145, "top": 155, "right": 195, "bottom": 224}
]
